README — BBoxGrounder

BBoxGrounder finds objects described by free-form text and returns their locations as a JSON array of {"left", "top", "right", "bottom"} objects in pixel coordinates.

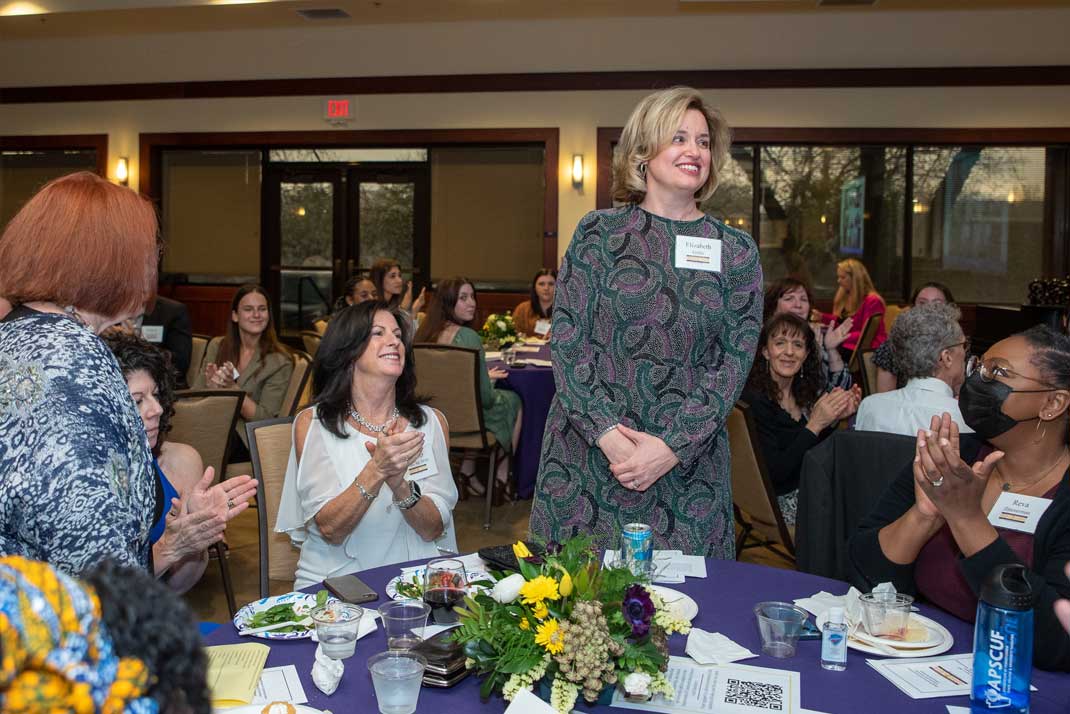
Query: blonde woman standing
[{"left": 529, "top": 87, "right": 763, "bottom": 558}]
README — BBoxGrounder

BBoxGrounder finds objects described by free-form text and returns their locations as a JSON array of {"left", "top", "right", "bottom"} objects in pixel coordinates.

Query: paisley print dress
[
  {"left": 530, "top": 206, "right": 763, "bottom": 557},
  {"left": 0, "top": 308, "right": 155, "bottom": 575}
]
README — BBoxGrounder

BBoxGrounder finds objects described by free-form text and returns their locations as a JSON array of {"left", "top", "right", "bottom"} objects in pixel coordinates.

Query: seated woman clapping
[
  {"left": 104, "top": 332, "right": 257, "bottom": 592},
  {"left": 276, "top": 301, "right": 458, "bottom": 589},
  {"left": 740, "top": 313, "right": 860, "bottom": 524},
  {"left": 848, "top": 325, "right": 1070, "bottom": 671}
]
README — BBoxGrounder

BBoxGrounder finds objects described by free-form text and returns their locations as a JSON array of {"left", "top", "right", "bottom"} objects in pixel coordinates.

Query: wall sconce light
[
  {"left": 115, "top": 157, "right": 129, "bottom": 186},
  {"left": 571, "top": 154, "right": 584, "bottom": 188}
]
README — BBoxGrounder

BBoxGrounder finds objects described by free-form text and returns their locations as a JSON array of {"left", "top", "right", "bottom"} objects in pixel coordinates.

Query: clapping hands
[
  {"left": 204, "top": 361, "right": 237, "bottom": 389},
  {"left": 364, "top": 418, "right": 423, "bottom": 488},
  {"left": 807, "top": 386, "right": 859, "bottom": 433}
]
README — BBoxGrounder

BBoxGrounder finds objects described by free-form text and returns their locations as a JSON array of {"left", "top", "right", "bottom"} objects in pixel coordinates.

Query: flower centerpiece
[
  {"left": 453, "top": 539, "right": 691, "bottom": 713},
  {"left": 479, "top": 312, "right": 519, "bottom": 351}
]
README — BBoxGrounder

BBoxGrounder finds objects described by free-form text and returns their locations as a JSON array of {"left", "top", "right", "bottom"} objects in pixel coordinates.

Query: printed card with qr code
[{"left": 611, "top": 657, "right": 801, "bottom": 714}]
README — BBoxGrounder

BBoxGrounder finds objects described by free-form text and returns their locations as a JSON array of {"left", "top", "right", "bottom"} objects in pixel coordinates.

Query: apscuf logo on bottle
[{"left": 984, "top": 628, "right": 1013, "bottom": 708}]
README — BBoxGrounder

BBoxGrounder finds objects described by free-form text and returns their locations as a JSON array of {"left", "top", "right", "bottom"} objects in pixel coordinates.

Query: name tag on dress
[
  {"left": 674, "top": 235, "right": 721, "bottom": 272},
  {"left": 406, "top": 442, "right": 439, "bottom": 482},
  {"left": 534, "top": 319, "right": 551, "bottom": 336},
  {"left": 987, "top": 491, "right": 1053, "bottom": 534},
  {"left": 140, "top": 325, "right": 164, "bottom": 343}
]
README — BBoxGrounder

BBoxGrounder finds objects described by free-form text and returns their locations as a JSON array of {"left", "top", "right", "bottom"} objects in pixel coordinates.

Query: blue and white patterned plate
[{"left": 232, "top": 591, "right": 339, "bottom": 640}]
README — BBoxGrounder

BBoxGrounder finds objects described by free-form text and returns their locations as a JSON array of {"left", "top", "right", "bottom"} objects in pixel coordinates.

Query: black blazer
[{"left": 142, "top": 296, "right": 192, "bottom": 387}]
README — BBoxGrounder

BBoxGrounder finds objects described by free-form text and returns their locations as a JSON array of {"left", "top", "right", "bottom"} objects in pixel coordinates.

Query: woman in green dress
[
  {"left": 529, "top": 87, "right": 763, "bottom": 557},
  {"left": 415, "top": 277, "right": 522, "bottom": 495}
]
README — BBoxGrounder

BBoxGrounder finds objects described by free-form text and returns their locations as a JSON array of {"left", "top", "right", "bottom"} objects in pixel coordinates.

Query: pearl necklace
[{"left": 348, "top": 405, "right": 400, "bottom": 434}]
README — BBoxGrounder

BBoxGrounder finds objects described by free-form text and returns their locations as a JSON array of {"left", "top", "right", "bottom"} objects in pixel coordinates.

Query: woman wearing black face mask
[{"left": 848, "top": 325, "right": 1070, "bottom": 671}]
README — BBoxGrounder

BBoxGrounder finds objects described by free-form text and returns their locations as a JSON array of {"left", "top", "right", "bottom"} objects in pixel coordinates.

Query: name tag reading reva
[
  {"left": 987, "top": 491, "right": 1053, "bottom": 535},
  {"left": 675, "top": 235, "right": 721, "bottom": 272}
]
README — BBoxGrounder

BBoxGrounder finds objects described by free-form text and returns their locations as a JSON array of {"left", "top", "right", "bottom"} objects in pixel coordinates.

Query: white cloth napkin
[
  {"left": 793, "top": 586, "right": 864, "bottom": 625},
  {"left": 685, "top": 628, "right": 757, "bottom": 665},
  {"left": 311, "top": 645, "right": 344, "bottom": 695}
]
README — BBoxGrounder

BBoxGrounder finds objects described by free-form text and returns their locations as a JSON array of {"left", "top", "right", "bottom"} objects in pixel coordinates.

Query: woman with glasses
[
  {"left": 849, "top": 324, "right": 1070, "bottom": 671},
  {"left": 854, "top": 303, "right": 971, "bottom": 436},
  {"left": 195, "top": 284, "right": 294, "bottom": 459}
]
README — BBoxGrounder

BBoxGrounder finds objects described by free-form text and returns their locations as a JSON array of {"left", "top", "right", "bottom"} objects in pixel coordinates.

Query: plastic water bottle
[
  {"left": 820, "top": 606, "right": 848, "bottom": 671},
  {"left": 970, "top": 564, "right": 1034, "bottom": 714}
]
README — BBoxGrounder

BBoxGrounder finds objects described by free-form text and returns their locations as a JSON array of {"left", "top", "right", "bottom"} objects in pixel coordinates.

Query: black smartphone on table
[{"left": 323, "top": 574, "right": 379, "bottom": 604}]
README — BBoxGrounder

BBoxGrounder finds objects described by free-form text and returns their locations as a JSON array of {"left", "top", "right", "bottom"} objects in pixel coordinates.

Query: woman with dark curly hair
[
  {"left": 0, "top": 555, "right": 210, "bottom": 714},
  {"left": 741, "top": 313, "right": 859, "bottom": 523},
  {"left": 276, "top": 301, "right": 458, "bottom": 588},
  {"left": 105, "top": 332, "right": 257, "bottom": 593}
]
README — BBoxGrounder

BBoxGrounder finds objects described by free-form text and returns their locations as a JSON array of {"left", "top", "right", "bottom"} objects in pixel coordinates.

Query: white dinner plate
[
  {"left": 385, "top": 569, "right": 493, "bottom": 601},
  {"left": 214, "top": 705, "right": 324, "bottom": 714},
  {"left": 646, "top": 585, "right": 698, "bottom": 623},
  {"left": 232, "top": 591, "right": 338, "bottom": 640},
  {"left": 817, "top": 611, "right": 953, "bottom": 658},
  {"left": 852, "top": 613, "right": 944, "bottom": 649}
]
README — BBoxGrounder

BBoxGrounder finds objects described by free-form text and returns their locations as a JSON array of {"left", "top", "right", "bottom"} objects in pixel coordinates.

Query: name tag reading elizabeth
[
  {"left": 987, "top": 491, "right": 1053, "bottom": 534},
  {"left": 674, "top": 235, "right": 721, "bottom": 272}
]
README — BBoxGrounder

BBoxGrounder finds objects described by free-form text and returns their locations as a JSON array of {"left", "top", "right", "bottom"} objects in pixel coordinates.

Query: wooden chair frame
[{"left": 247, "top": 416, "right": 296, "bottom": 599}]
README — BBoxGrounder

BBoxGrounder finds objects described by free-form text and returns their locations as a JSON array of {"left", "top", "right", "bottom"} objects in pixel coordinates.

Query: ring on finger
[
  {"left": 227, "top": 498, "right": 235, "bottom": 509},
  {"left": 631, "top": 480, "right": 639, "bottom": 489},
  {"left": 928, "top": 476, "right": 945, "bottom": 488}
]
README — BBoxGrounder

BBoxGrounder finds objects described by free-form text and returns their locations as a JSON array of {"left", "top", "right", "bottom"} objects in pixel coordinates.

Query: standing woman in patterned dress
[
  {"left": 530, "top": 87, "right": 763, "bottom": 557},
  {"left": 0, "top": 172, "right": 161, "bottom": 576}
]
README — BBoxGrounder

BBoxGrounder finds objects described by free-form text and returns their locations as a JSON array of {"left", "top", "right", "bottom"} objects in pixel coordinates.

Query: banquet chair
[
  {"left": 795, "top": 429, "right": 917, "bottom": 580},
  {"left": 413, "top": 343, "right": 510, "bottom": 529},
  {"left": 281, "top": 349, "right": 313, "bottom": 417},
  {"left": 169, "top": 389, "right": 244, "bottom": 615},
  {"left": 883, "top": 304, "right": 903, "bottom": 336},
  {"left": 300, "top": 330, "right": 322, "bottom": 357},
  {"left": 859, "top": 350, "right": 878, "bottom": 397},
  {"left": 848, "top": 313, "right": 882, "bottom": 375},
  {"left": 726, "top": 402, "right": 795, "bottom": 564},
  {"left": 246, "top": 417, "right": 299, "bottom": 599},
  {"left": 187, "top": 334, "right": 210, "bottom": 389}
]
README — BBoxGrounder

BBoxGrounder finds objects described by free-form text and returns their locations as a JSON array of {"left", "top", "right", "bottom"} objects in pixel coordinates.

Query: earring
[
  {"left": 638, "top": 162, "right": 647, "bottom": 177},
  {"left": 1033, "top": 419, "right": 1047, "bottom": 444}
]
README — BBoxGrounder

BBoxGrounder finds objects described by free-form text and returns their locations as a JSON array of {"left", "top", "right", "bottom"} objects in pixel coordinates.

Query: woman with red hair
[{"left": 0, "top": 171, "right": 162, "bottom": 576}]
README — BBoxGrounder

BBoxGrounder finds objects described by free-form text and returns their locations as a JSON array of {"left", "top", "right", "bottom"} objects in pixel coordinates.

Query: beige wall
[
  {"left": 160, "top": 151, "right": 261, "bottom": 278},
  {"left": 431, "top": 146, "right": 544, "bottom": 284},
  {"left": 2, "top": 9, "right": 1069, "bottom": 261}
]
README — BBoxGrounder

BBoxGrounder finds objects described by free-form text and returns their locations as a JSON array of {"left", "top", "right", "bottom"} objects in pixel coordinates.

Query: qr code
[{"left": 724, "top": 678, "right": 784, "bottom": 711}]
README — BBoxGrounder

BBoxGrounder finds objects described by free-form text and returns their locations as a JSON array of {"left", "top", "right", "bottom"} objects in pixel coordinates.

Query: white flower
[
  {"left": 623, "top": 672, "right": 652, "bottom": 697},
  {"left": 496, "top": 320, "right": 507, "bottom": 331},
  {"left": 489, "top": 573, "right": 525, "bottom": 603}
]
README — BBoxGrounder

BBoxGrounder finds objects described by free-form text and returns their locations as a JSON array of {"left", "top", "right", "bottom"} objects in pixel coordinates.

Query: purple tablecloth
[
  {"left": 489, "top": 343, "right": 554, "bottom": 500},
  {"left": 206, "top": 559, "right": 1070, "bottom": 713}
]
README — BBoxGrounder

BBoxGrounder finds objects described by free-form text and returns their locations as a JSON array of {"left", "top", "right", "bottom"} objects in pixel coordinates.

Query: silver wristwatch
[{"left": 393, "top": 480, "right": 422, "bottom": 510}]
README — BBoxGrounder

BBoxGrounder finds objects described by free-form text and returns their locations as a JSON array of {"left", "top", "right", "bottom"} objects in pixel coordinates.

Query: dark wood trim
[
  {"left": 6, "top": 66, "right": 1070, "bottom": 105},
  {"left": 141, "top": 127, "right": 560, "bottom": 270},
  {"left": 0, "top": 134, "right": 108, "bottom": 176},
  {"left": 1044, "top": 147, "right": 1070, "bottom": 278},
  {"left": 595, "top": 127, "right": 618, "bottom": 212}
]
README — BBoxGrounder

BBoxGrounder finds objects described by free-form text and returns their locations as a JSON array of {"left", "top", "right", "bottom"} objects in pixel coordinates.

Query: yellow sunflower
[
  {"left": 534, "top": 619, "right": 564, "bottom": 654},
  {"left": 519, "top": 576, "right": 560, "bottom": 605},
  {"left": 532, "top": 601, "right": 549, "bottom": 620}
]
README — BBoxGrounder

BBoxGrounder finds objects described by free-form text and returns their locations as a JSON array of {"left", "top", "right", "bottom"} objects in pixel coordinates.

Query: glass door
[
  {"left": 346, "top": 164, "right": 430, "bottom": 298},
  {"left": 263, "top": 161, "right": 429, "bottom": 337},
  {"left": 263, "top": 166, "right": 343, "bottom": 336}
]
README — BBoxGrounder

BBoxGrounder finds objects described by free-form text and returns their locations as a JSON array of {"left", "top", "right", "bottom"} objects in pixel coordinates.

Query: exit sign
[{"left": 324, "top": 98, "right": 354, "bottom": 122}]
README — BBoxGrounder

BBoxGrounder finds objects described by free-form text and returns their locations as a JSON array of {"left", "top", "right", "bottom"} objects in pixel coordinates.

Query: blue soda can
[
  {"left": 970, "top": 564, "right": 1034, "bottom": 714},
  {"left": 620, "top": 523, "right": 653, "bottom": 577}
]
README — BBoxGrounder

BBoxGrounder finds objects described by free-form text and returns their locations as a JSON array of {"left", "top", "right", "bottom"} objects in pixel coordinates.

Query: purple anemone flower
[{"left": 622, "top": 584, "right": 655, "bottom": 638}]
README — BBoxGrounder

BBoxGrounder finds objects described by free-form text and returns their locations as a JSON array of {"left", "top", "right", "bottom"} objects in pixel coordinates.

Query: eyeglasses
[
  {"left": 943, "top": 338, "right": 971, "bottom": 354},
  {"left": 965, "top": 355, "right": 1057, "bottom": 392}
]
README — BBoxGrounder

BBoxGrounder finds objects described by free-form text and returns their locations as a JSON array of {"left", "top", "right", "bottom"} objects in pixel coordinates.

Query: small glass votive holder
[{"left": 310, "top": 602, "right": 364, "bottom": 660}]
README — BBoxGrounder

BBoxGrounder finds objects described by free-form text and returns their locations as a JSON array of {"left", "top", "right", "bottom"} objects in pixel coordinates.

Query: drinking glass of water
[
  {"left": 423, "top": 558, "right": 467, "bottom": 625},
  {"left": 310, "top": 601, "right": 364, "bottom": 660},
  {"left": 368, "top": 650, "right": 427, "bottom": 714}
]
